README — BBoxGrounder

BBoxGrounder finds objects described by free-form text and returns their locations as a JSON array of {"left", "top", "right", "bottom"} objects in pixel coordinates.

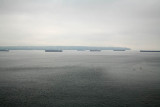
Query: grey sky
[{"left": 0, "top": 0, "right": 160, "bottom": 49}]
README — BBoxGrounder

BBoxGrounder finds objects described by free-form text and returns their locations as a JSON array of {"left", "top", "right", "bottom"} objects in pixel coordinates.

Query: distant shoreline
[{"left": 0, "top": 46, "right": 130, "bottom": 51}]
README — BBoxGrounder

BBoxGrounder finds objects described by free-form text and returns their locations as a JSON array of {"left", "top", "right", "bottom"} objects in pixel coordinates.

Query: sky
[{"left": 0, "top": 0, "right": 160, "bottom": 50}]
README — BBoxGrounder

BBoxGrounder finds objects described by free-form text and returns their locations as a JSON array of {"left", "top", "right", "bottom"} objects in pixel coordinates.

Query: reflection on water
[{"left": 0, "top": 50, "right": 160, "bottom": 107}]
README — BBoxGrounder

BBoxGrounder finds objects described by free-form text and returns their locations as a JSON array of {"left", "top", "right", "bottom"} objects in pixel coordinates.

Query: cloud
[{"left": 0, "top": 0, "right": 160, "bottom": 49}]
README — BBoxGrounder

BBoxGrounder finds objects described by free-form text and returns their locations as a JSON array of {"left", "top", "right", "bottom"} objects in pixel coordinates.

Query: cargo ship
[
  {"left": 77, "top": 49, "right": 85, "bottom": 51},
  {"left": 45, "top": 50, "right": 63, "bottom": 52},
  {"left": 90, "top": 50, "right": 101, "bottom": 52},
  {"left": 113, "top": 50, "right": 125, "bottom": 51},
  {"left": 0, "top": 49, "right": 9, "bottom": 52},
  {"left": 140, "top": 50, "right": 160, "bottom": 52}
]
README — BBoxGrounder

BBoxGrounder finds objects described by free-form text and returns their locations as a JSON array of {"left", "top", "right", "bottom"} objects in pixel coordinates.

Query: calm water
[{"left": 0, "top": 50, "right": 160, "bottom": 107}]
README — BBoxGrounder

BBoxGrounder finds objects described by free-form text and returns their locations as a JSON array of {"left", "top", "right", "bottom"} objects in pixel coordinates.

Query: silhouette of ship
[
  {"left": 45, "top": 50, "right": 63, "bottom": 52},
  {"left": 113, "top": 50, "right": 125, "bottom": 51},
  {"left": 0, "top": 49, "right": 9, "bottom": 52},
  {"left": 90, "top": 50, "right": 101, "bottom": 52},
  {"left": 140, "top": 50, "right": 160, "bottom": 52},
  {"left": 77, "top": 49, "right": 85, "bottom": 51}
]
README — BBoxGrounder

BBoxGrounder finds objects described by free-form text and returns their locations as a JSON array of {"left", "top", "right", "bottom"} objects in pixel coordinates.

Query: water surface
[{"left": 0, "top": 50, "right": 160, "bottom": 107}]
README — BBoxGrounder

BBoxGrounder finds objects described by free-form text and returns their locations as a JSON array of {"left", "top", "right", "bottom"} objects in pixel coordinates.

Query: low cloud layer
[{"left": 0, "top": 0, "right": 160, "bottom": 49}]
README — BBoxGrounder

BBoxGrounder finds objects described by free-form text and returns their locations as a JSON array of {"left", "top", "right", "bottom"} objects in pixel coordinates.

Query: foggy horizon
[
  {"left": 0, "top": 0, "right": 160, "bottom": 50},
  {"left": 1, "top": 1, "right": 160, "bottom": 106}
]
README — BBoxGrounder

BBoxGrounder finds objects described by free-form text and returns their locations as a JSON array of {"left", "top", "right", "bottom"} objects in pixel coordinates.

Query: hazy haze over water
[{"left": 1, "top": 0, "right": 160, "bottom": 106}]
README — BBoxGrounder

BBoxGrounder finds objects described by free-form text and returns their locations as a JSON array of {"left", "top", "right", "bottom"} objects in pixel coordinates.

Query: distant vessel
[
  {"left": 113, "top": 50, "right": 125, "bottom": 51},
  {"left": 45, "top": 50, "right": 63, "bottom": 52},
  {"left": 77, "top": 50, "right": 85, "bottom": 51},
  {"left": 0, "top": 49, "right": 9, "bottom": 52},
  {"left": 90, "top": 50, "right": 101, "bottom": 52},
  {"left": 140, "top": 50, "right": 160, "bottom": 52}
]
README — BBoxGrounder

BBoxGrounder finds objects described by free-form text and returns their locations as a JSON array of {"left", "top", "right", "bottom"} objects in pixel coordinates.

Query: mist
[{"left": 0, "top": 0, "right": 160, "bottom": 49}]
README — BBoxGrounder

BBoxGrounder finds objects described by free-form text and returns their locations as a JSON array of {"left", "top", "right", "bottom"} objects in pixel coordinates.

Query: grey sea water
[{"left": 0, "top": 50, "right": 160, "bottom": 107}]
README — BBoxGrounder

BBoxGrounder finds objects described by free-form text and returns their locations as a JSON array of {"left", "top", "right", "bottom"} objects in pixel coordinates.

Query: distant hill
[{"left": 0, "top": 46, "right": 130, "bottom": 50}]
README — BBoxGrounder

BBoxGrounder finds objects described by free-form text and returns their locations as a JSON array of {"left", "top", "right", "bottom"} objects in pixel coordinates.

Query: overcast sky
[{"left": 0, "top": 0, "right": 160, "bottom": 50}]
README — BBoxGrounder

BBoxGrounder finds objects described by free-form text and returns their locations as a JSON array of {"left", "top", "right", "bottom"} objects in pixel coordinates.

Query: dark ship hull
[
  {"left": 140, "top": 50, "right": 160, "bottom": 52},
  {"left": 113, "top": 50, "right": 125, "bottom": 51},
  {"left": 90, "top": 50, "right": 101, "bottom": 52},
  {"left": 0, "top": 49, "right": 9, "bottom": 52},
  {"left": 45, "top": 50, "right": 63, "bottom": 52}
]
